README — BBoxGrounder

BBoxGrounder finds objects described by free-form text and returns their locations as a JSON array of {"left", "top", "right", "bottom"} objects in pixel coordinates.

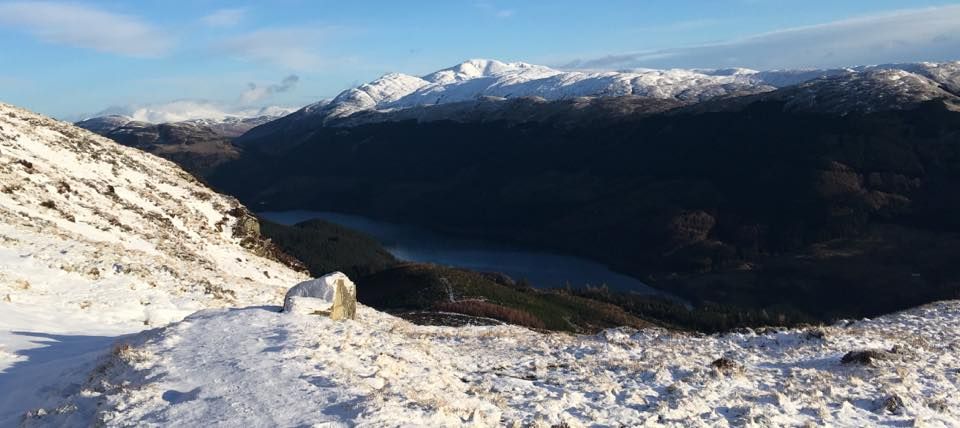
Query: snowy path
[
  {"left": 105, "top": 306, "right": 364, "bottom": 427},
  {"left": 0, "top": 250, "right": 137, "bottom": 426},
  {"left": 0, "top": 329, "right": 122, "bottom": 426},
  {"left": 25, "top": 302, "right": 960, "bottom": 427}
]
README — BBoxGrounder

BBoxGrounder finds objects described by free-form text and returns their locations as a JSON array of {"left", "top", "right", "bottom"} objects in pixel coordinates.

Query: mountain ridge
[
  {"left": 305, "top": 59, "right": 960, "bottom": 119},
  {"left": 74, "top": 114, "right": 286, "bottom": 177},
  {"left": 86, "top": 102, "right": 294, "bottom": 125},
  {"left": 234, "top": 59, "right": 960, "bottom": 150}
]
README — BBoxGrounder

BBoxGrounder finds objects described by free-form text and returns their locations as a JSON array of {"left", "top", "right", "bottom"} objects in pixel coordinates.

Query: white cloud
[
  {"left": 0, "top": 2, "right": 173, "bottom": 57},
  {"left": 202, "top": 8, "right": 246, "bottom": 28},
  {"left": 217, "top": 27, "right": 337, "bottom": 70},
  {"left": 88, "top": 76, "right": 304, "bottom": 123},
  {"left": 563, "top": 5, "right": 960, "bottom": 70}
]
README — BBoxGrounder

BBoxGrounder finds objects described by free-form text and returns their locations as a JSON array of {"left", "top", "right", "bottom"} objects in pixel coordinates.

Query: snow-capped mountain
[
  {"left": 178, "top": 115, "right": 286, "bottom": 138},
  {"left": 89, "top": 101, "right": 295, "bottom": 125},
  {"left": 306, "top": 59, "right": 774, "bottom": 120},
  {"left": 77, "top": 114, "right": 280, "bottom": 140},
  {"left": 330, "top": 95, "right": 688, "bottom": 128},
  {"left": 73, "top": 119, "right": 235, "bottom": 177},
  {"left": 78, "top": 109, "right": 290, "bottom": 138},
  {"left": 303, "top": 59, "right": 960, "bottom": 120},
  {"left": 771, "top": 68, "right": 960, "bottom": 114},
  {"left": 70, "top": 115, "right": 133, "bottom": 134},
  {"left": 0, "top": 102, "right": 306, "bottom": 424},
  {"left": 235, "top": 59, "right": 960, "bottom": 148},
  {"left": 75, "top": 112, "right": 288, "bottom": 177},
  {"left": 688, "top": 65, "right": 960, "bottom": 115}
]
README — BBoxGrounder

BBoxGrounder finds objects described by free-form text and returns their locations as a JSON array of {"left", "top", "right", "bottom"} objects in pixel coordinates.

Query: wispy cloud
[
  {"left": 563, "top": 5, "right": 960, "bottom": 70},
  {"left": 475, "top": 2, "right": 515, "bottom": 19},
  {"left": 241, "top": 75, "right": 300, "bottom": 104},
  {"left": 216, "top": 27, "right": 342, "bottom": 70},
  {"left": 202, "top": 8, "right": 246, "bottom": 28},
  {"left": 0, "top": 2, "right": 173, "bottom": 57}
]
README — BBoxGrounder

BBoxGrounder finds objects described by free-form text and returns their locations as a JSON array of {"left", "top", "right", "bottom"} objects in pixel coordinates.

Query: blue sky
[{"left": 1, "top": 0, "right": 959, "bottom": 119}]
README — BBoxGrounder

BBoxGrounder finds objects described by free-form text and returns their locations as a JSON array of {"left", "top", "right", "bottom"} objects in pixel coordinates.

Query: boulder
[{"left": 283, "top": 272, "right": 357, "bottom": 320}]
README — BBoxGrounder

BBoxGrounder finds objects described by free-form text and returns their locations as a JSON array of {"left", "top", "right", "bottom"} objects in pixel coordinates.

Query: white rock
[{"left": 283, "top": 272, "right": 357, "bottom": 320}]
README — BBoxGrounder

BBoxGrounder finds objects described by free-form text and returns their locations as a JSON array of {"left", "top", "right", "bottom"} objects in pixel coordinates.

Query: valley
[
  {"left": 3, "top": 97, "right": 958, "bottom": 424},
  {"left": 208, "top": 96, "right": 960, "bottom": 324},
  {"left": 260, "top": 210, "right": 661, "bottom": 293},
  {"left": 71, "top": 59, "right": 960, "bottom": 327},
  {"left": 3, "top": 7, "right": 960, "bottom": 420}
]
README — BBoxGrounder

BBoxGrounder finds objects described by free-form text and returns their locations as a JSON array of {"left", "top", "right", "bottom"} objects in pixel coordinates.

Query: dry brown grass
[{"left": 434, "top": 301, "right": 546, "bottom": 329}]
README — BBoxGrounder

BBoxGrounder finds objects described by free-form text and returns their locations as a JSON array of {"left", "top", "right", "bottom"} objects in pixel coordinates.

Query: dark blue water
[{"left": 260, "top": 210, "right": 665, "bottom": 295}]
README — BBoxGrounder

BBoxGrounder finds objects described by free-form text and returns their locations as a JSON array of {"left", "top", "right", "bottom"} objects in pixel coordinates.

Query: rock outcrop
[{"left": 283, "top": 272, "right": 358, "bottom": 320}]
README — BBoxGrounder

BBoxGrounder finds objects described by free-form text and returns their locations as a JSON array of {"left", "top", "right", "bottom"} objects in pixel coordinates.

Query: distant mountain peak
[
  {"left": 295, "top": 59, "right": 960, "bottom": 123},
  {"left": 86, "top": 101, "right": 296, "bottom": 125},
  {"left": 424, "top": 59, "right": 549, "bottom": 83},
  {"left": 231, "top": 59, "right": 960, "bottom": 150}
]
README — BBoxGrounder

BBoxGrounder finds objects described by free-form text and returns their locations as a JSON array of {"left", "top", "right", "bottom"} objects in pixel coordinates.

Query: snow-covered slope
[
  {"left": 0, "top": 102, "right": 306, "bottom": 424},
  {"left": 71, "top": 115, "right": 133, "bottom": 135},
  {"left": 685, "top": 65, "right": 960, "bottom": 115},
  {"left": 303, "top": 59, "right": 960, "bottom": 121},
  {"left": 26, "top": 301, "right": 960, "bottom": 426},
  {"left": 75, "top": 113, "right": 284, "bottom": 177},
  {"left": 775, "top": 68, "right": 959, "bottom": 114},
  {"left": 331, "top": 95, "right": 687, "bottom": 128}
]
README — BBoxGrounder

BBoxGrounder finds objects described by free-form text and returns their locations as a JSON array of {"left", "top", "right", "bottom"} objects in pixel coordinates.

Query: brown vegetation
[{"left": 434, "top": 300, "right": 546, "bottom": 330}]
